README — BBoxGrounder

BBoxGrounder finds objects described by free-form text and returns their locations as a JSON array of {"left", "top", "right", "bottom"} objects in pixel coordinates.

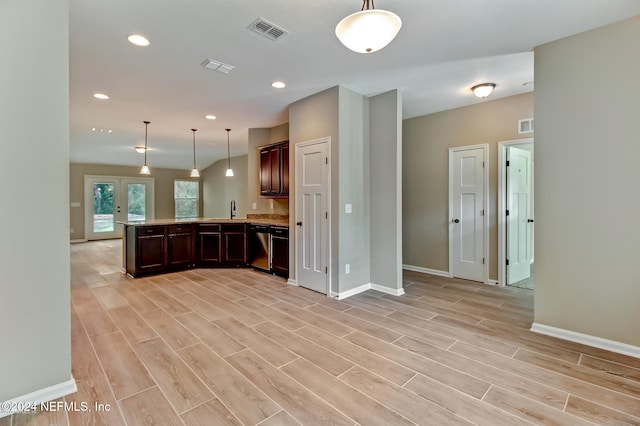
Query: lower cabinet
[
  {"left": 270, "top": 226, "right": 289, "bottom": 277},
  {"left": 197, "top": 223, "right": 248, "bottom": 267},
  {"left": 167, "top": 224, "right": 195, "bottom": 269},
  {"left": 126, "top": 222, "right": 279, "bottom": 277}
]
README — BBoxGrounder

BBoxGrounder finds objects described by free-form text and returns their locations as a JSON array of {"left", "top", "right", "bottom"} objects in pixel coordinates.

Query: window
[{"left": 174, "top": 180, "right": 199, "bottom": 218}]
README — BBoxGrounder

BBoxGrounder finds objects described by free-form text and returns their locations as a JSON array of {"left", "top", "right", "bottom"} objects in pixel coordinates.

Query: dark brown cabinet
[
  {"left": 126, "top": 225, "right": 166, "bottom": 276},
  {"left": 197, "top": 224, "right": 223, "bottom": 266},
  {"left": 259, "top": 141, "right": 289, "bottom": 197},
  {"left": 167, "top": 224, "right": 194, "bottom": 269},
  {"left": 222, "top": 223, "right": 248, "bottom": 266},
  {"left": 270, "top": 226, "right": 289, "bottom": 277},
  {"left": 197, "top": 223, "right": 248, "bottom": 267}
]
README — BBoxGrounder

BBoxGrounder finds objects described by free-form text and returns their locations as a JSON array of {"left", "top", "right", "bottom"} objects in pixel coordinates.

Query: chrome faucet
[{"left": 230, "top": 200, "right": 236, "bottom": 219}]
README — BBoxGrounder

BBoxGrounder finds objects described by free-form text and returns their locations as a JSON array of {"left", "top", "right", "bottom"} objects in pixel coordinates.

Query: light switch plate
[{"left": 345, "top": 204, "right": 352, "bottom": 214}]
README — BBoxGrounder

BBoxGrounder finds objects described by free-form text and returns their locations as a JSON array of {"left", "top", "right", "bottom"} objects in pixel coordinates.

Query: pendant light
[
  {"left": 335, "top": 0, "right": 402, "bottom": 54},
  {"left": 225, "top": 128, "right": 234, "bottom": 177},
  {"left": 190, "top": 128, "right": 200, "bottom": 177},
  {"left": 140, "top": 121, "right": 150, "bottom": 175}
]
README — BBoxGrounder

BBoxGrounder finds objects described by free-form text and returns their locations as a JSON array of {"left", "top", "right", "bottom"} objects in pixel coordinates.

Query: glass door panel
[
  {"left": 92, "top": 181, "right": 116, "bottom": 235},
  {"left": 127, "top": 183, "right": 146, "bottom": 221}
]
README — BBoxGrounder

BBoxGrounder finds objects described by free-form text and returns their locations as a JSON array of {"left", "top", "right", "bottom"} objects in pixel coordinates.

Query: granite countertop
[{"left": 118, "top": 217, "right": 289, "bottom": 227}]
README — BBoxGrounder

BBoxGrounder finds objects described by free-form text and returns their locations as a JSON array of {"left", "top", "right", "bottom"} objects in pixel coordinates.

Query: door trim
[
  {"left": 448, "top": 144, "right": 489, "bottom": 284},
  {"left": 294, "top": 137, "right": 331, "bottom": 295},
  {"left": 498, "top": 138, "right": 533, "bottom": 287}
]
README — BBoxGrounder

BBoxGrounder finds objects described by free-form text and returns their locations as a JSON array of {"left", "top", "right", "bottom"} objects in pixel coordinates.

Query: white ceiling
[{"left": 69, "top": 0, "right": 640, "bottom": 170}]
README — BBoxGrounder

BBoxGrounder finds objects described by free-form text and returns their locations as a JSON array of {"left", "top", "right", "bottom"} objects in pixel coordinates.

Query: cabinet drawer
[
  {"left": 168, "top": 224, "right": 193, "bottom": 234},
  {"left": 223, "top": 223, "right": 247, "bottom": 233},
  {"left": 136, "top": 226, "right": 165, "bottom": 236},
  {"left": 199, "top": 223, "right": 221, "bottom": 232},
  {"left": 270, "top": 226, "right": 288, "bottom": 237}
]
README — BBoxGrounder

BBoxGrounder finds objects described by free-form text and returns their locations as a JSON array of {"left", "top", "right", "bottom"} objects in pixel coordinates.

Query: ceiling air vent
[
  {"left": 201, "top": 58, "right": 235, "bottom": 74},
  {"left": 248, "top": 17, "right": 288, "bottom": 41}
]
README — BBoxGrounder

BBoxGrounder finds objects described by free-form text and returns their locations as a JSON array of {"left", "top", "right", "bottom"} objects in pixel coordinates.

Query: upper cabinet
[{"left": 259, "top": 141, "right": 289, "bottom": 197}]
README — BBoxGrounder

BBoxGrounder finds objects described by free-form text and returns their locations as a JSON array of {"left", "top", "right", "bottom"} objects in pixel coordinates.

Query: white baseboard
[
  {"left": 487, "top": 279, "right": 499, "bottom": 286},
  {"left": 335, "top": 282, "right": 405, "bottom": 300},
  {"left": 0, "top": 378, "right": 77, "bottom": 418},
  {"left": 402, "top": 264, "right": 449, "bottom": 278},
  {"left": 336, "top": 283, "right": 371, "bottom": 300},
  {"left": 371, "top": 283, "right": 405, "bottom": 296},
  {"left": 531, "top": 323, "right": 640, "bottom": 359},
  {"left": 70, "top": 239, "right": 87, "bottom": 244},
  {"left": 286, "top": 278, "right": 298, "bottom": 287}
]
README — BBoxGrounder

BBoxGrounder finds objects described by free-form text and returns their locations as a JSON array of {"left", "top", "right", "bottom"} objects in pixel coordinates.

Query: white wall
[
  {"left": 534, "top": 16, "right": 640, "bottom": 347},
  {"left": 0, "top": 0, "right": 73, "bottom": 402}
]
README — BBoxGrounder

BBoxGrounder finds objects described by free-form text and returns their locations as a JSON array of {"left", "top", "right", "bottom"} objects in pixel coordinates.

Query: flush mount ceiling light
[
  {"left": 190, "top": 128, "right": 200, "bottom": 178},
  {"left": 272, "top": 81, "right": 286, "bottom": 89},
  {"left": 92, "top": 128, "right": 112, "bottom": 133},
  {"left": 127, "top": 34, "right": 150, "bottom": 47},
  {"left": 134, "top": 146, "right": 146, "bottom": 153},
  {"left": 471, "top": 83, "right": 496, "bottom": 98},
  {"left": 93, "top": 93, "right": 109, "bottom": 100},
  {"left": 140, "top": 121, "right": 151, "bottom": 175},
  {"left": 205, "top": 115, "right": 217, "bottom": 120},
  {"left": 335, "top": 0, "right": 402, "bottom": 53},
  {"left": 225, "top": 128, "right": 234, "bottom": 177}
]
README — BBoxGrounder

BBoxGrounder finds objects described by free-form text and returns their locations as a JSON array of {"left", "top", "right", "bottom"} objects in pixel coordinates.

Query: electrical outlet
[
  {"left": 70, "top": 228, "right": 74, "bottom": 234},
  {"left": 345, "top": 264, "right": 350, "bottom": 274},
  {"left": 252, "top": 202, "right": 257, "bottom": 210},
  {"left": 269, "top": 199, "right": 274, "bottom": 209},
  {"left": 345, "top": 203, "right": 352, "bottom": 214}
]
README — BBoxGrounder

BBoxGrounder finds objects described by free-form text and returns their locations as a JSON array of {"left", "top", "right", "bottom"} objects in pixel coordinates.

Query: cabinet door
[
  {"left": 281, "top": 143, "right": 289, "bottom": 196},
  {"left": 260, "top": 149, "right": 271, "bottom": 195},
  {"left": 270, "top": 235, "right": 288, "bottom": 277},
  {"left": 223, "top": 223, "right": 247, "bottom": 266},
  {"left": 198, "top": 232, "right": 222, "bottom": 265},
  {"left": 167, "top": 233, "right": 193, "bottom": 268},
  {"left": 269, "top": 146, "right": 281, "bottom": 194},
  {"left": 137, "top": 235, "right": 166, "bottom": 272}
]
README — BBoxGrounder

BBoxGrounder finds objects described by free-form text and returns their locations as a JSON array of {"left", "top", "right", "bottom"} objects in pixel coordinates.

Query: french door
[{"left": 85, "top": 176, "right": 155, "bottom": 240}]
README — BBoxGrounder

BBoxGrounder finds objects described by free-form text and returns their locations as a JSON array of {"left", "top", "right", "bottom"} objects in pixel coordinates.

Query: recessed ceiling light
[
  {"left": 93, "top": 93, "right": 109, "bottom": 100},
  {"left": 205, "top": 115, "right": 217, "bottom": 120},
  {"left": 127, "top": 34, "right": 150, "bottom": 47},
  {"left": 134, "top": 146, "right": 146, "bottom": 153},
  {"left": 272, "top": 81, "right": 286, "bottom": 89}
]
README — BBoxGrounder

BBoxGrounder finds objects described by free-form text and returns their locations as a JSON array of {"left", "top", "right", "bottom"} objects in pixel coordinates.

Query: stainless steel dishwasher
[{"left": 249, "top": 224, "right": 270, "bottom": 271}]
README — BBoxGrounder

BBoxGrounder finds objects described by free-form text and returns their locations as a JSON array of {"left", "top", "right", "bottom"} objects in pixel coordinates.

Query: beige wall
[
  {"left": 70, "top": 163, "right": 203, "bottom": 240},
  {"left": 202, "top": 155, "right": 248, "bottom": 218},
  {"left": 247, "top": 124, "right": 289, "bottom": 216},
  {"left": 534, "top": 17, "right": 640, "bottom": 346},
  {"left": 403, "top": 92, "right": 534, "bottom": 280},
  {"left": 0, "top": 0, "right": 72, "bottom": 401}
]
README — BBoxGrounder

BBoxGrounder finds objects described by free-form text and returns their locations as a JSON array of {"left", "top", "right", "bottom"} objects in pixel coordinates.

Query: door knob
[
  {"left": 528, "top": 219, "right": 534, "bottom": 223},
  {"left": 453, "top": 219, "right": 460, "bottom": 223},
  {"left": 296, "top": 221, "right": 303, "bottom": 226}
]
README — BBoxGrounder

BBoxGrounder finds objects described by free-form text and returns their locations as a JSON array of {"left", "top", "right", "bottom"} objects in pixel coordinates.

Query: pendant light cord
[
  {"left": 226, "top": 128, "right": 231, "bottom": 169},
  {"left": 191, "top": 129, "right": 197, "bottom": 169},
  {"left": 143, "top": 121, "right": 150, "bottom": 166}
]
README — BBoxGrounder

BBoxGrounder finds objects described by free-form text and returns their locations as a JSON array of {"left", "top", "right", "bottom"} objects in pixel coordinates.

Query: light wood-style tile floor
[{"left": 5, "top": 239, "right": 640, "bottom": 425}]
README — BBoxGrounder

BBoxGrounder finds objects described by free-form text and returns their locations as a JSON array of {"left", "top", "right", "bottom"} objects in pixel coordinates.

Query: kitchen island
[{"left": 119, "top": 217, "right": 288, "bottom": 278}]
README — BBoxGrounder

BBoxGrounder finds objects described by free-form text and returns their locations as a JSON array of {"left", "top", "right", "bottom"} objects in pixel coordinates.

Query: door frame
[
  {"left": 84, "top": 175, "right": 155, "bottom": 240},
  {"left": 448, "top": 144, "right": 489, "bottom": 284},
  {"left": 498, "top": 138, "right": 533, "bottom": 287},
  {"left": 294, "top": 137, "right": 332, "bottom": 295}
]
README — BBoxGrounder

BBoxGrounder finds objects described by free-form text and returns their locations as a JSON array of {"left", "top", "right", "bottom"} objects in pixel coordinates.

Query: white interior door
[
  {"left": 507, "top": 146, "right": 533, "bottom": 284},
  {"left": 295, "top": 140, "right": 329, "bottom": 294},
  {"left": 85, "top": 176, "right": 154, "bottom": 240},
  {"left": 450, "top": 146, "right": 487, "bottom": 282}
]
